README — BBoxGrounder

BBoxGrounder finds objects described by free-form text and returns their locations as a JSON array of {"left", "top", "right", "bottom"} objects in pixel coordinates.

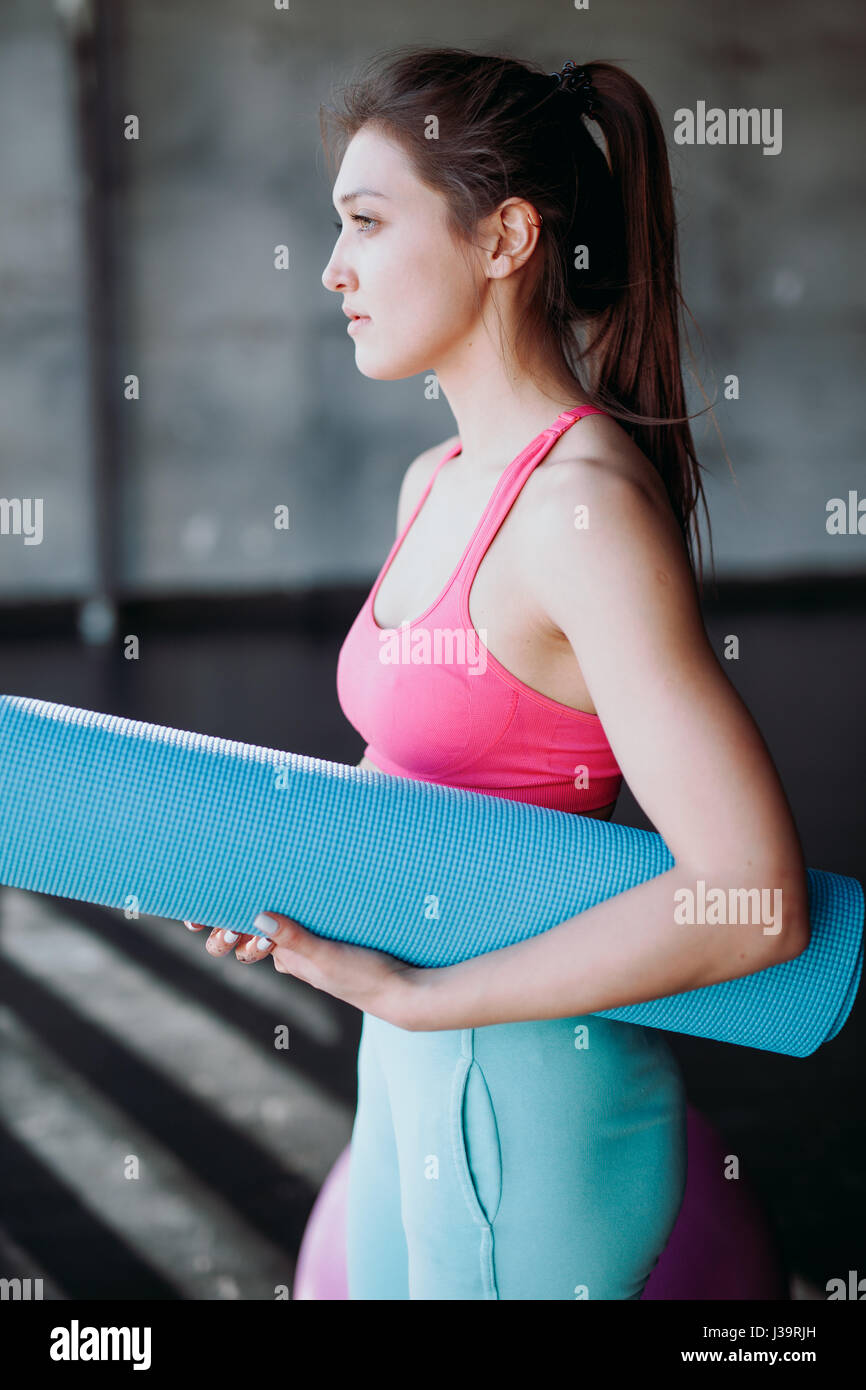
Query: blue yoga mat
[{"left": 0, "top": 693, "right": 861, "bottom": 1057}]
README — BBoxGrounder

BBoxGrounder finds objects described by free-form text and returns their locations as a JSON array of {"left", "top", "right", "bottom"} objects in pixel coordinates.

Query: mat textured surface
[{"left": 0, "top": 694, "right": 861, "bottom": 1056}]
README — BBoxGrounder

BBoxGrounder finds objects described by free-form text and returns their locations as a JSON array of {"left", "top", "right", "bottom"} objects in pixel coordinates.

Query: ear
[{"left": 481, "top": 196, "right": 544, "bottom": 277}]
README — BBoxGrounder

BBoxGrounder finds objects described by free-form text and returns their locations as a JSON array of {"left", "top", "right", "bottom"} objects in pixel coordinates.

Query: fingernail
[
  {"left": 256, "top": 936, "right": 272, "bottom": 952},
  {"left": 253, "top": 913, "right": 274, "bottom": 934},
  {"left": 184, "top": 920, "right": 196, "bottom": 930},
  {"left": 223, "top": 930, "right": 239, "bottom": 944}
]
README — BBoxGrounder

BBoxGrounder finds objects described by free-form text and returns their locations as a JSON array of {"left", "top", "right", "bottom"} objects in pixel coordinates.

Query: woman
[{"left": 188, "top": 46, "right": 810, "bottom": 1299}]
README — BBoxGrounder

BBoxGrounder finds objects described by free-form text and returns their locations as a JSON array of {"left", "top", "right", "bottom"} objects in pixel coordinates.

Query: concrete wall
[{"left": 1, "top": 0, "right": 864, "bottom": 599}]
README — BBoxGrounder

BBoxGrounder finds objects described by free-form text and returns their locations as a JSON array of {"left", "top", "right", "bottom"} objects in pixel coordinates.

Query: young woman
[{"left": 188, "top": 46, "right": 810, "bottom": 1299}]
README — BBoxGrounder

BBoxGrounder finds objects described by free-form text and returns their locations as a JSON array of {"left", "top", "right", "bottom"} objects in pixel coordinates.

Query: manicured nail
[
  {"left": 184, "top": 920, "right": 197, "bottom": 930},
  {"left": 253, "top": 913, "right": 274, "bottom": 934},
  {"left": 223, "top": 930, "right": 238, "bottom": 944},
  {"left": 256, "top": 936, "right": 272, "bottom": 952}
]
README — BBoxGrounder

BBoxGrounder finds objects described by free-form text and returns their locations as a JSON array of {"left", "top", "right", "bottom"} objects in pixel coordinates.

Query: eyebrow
[{"left": 333, "top": 187, "right": 391, "bottom": 208}]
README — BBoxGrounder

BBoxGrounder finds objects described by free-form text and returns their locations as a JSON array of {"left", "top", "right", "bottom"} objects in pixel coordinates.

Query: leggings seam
[{"left": 449, "top": 1029, "right": 499, "bottom": 1300}]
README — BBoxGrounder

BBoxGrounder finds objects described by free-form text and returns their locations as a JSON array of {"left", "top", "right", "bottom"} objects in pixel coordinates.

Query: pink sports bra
[{"left": 336, "top": 405, "right": 623, "bottom": 812}]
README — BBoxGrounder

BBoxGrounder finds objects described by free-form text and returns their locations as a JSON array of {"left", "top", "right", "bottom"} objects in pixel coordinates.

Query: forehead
[{"left": 332, "top": 126, "right": 416, "bottom": 199}]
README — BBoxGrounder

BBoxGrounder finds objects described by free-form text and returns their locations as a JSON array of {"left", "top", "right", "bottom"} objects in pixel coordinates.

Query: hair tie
[{"left": 548, "top": 61, "right": 599, "bottom": 118}]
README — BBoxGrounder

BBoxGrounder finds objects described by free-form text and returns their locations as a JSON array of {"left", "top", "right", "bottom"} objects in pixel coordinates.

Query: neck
[{"left": 433, "top": 341, "right": 590, "bottom": 475}]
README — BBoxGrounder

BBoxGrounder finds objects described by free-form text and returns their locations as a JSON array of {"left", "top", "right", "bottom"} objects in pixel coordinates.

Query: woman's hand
[{"left": 183, "top": 913, "right": 422, "bottom": 1028}]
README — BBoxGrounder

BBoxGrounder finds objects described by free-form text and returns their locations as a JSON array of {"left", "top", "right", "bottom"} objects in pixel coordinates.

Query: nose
[{"left": 321, "top": 243, "right": 357, "bottom": 295}]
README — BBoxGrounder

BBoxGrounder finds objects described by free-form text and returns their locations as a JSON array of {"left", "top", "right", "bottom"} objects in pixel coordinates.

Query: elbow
[
  {"left": 772, "top": 919, "right": 810, "bottom": 963},
  {"left": 761, "top": 857, "right": 811, "bottom": 963},
  {"left": 779, "top": 914, "right": 811, "bottom": 961},
  {"left": 689, "top": 853, "right": 811, "bottom": 966}
]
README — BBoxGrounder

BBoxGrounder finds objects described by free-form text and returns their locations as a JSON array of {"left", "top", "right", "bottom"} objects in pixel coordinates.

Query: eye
[{"left": 331, "top": 214, "right": 379, "bottom": 233}]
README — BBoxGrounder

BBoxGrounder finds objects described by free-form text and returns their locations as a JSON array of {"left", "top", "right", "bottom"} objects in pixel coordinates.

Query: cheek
[{"left": 375, "top": 237, "right": 477, "bottom": 342}]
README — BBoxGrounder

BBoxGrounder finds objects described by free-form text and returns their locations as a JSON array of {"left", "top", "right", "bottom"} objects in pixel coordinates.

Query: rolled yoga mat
[{"left": 0, "top": 693, "right": 861, "bottom": 1057}]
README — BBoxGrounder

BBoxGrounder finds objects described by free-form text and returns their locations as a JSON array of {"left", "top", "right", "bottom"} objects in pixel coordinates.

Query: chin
[{"left": 353, "top": 346, "right": 434, "bottom": 382}]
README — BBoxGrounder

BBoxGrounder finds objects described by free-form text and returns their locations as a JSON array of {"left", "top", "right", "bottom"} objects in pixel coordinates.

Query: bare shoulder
[
  {"left": 395, "top": 434, "right": 460, "bottom": 534},
  {"left": 535, "top": 411, "right": 673, "bottom": 515},
  {"left": 523, "top": 411, "right": 696, "bottom": 626}
]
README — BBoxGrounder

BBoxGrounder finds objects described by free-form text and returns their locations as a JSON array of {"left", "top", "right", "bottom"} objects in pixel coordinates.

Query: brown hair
[{"left": 320, "top": 44, "right": 720, "bottom": 592}]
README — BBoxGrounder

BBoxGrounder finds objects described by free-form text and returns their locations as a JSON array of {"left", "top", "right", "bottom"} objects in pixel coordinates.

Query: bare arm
[{"left": 397, "top": 451, "right": 810, "bottom": 1031}]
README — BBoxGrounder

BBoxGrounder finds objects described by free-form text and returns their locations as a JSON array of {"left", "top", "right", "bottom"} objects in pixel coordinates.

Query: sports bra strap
[{"left": 457, "top": 405, "right": 609, "bottom": 593}]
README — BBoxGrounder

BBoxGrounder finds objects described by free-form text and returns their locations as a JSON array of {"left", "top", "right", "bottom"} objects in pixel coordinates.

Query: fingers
[
  {"left": 182, "top": 920, "right": 274, "bottom": 963},
  {"left": 238, "top": 933, "right": 276, "bottom": 963},
  {"left": 205, "top": 928, "right": 252, "bottom": 958},
  {"left": 214, "top": 927, "right": 274, "bottom": 963}
]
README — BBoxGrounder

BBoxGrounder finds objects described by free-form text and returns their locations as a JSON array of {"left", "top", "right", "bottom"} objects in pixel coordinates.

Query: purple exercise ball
[
  {"left": 293, "top": 1105, "right": 788, "bottom": 1300},
  {"left": 642, "top": 1106, "right": 788, "bottom": 1299},
  {"left": 293, "top": 1143, "right": 352, "bottom": 1301}
]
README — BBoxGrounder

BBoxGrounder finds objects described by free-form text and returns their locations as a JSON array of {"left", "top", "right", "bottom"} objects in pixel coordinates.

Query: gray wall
[{"left": 1, "top": 0, "right": 864, "bottom": 600}]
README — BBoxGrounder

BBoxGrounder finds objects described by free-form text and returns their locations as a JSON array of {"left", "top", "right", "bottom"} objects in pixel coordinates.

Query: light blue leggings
[{"left": 346, "top": 1010, "right": 688, "bottom": 1300}]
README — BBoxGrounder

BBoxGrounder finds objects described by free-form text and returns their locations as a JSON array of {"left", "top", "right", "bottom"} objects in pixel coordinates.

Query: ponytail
[{"left": 562, "top": 61, "right": 715, "bottom": 592}]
